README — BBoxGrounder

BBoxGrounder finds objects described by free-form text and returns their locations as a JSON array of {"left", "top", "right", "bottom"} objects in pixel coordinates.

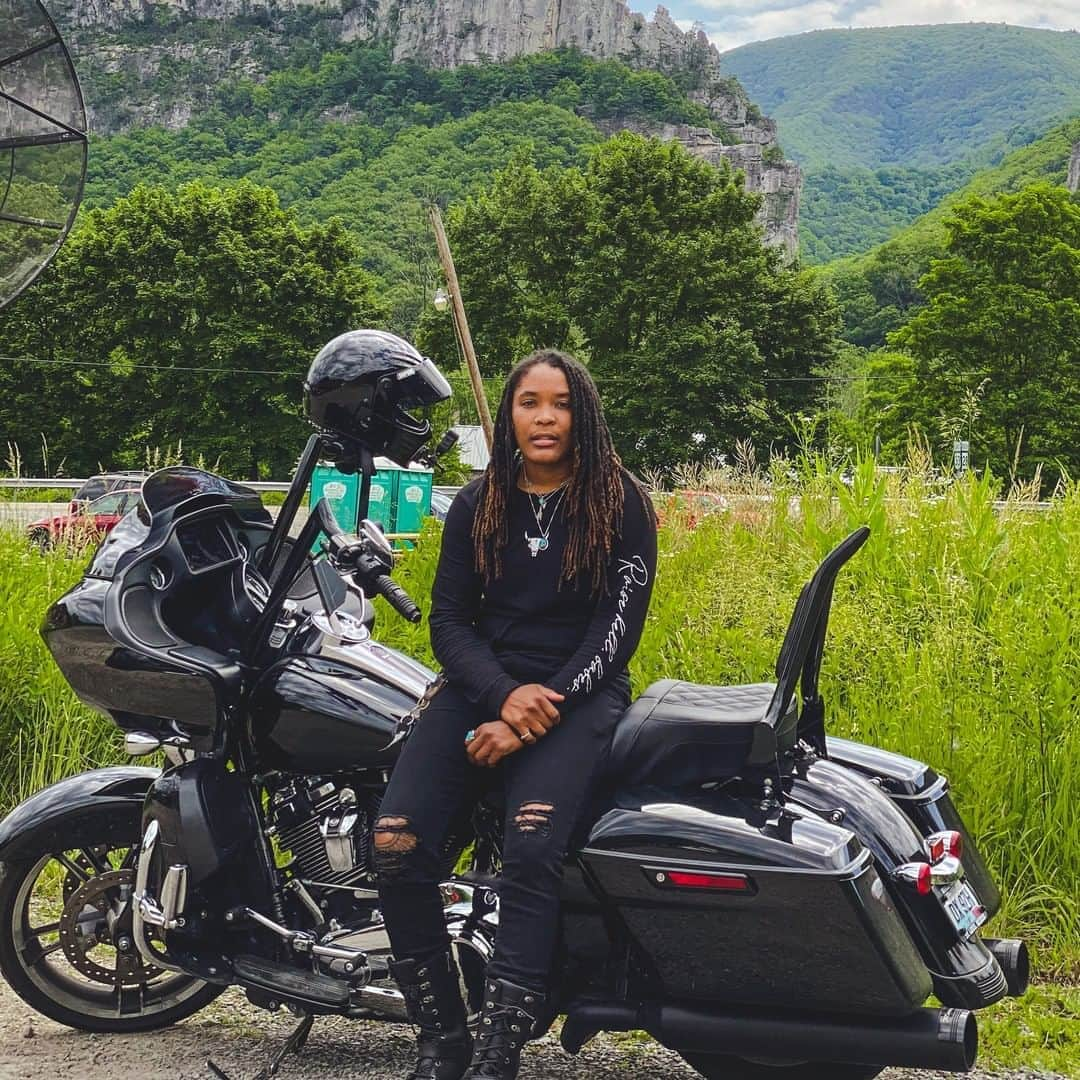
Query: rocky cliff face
[
  {"left": 595, "top": 120, "right": 800, "bottom": 258},
  {"left": 52, "top": 0, "right": 802, "bottom": 254},
  {"left": 1069, "top": 141, "right": 1080, "bottom": 194},
  {"left": 340, "top": 1, "right": 713, "bottom": 72}
]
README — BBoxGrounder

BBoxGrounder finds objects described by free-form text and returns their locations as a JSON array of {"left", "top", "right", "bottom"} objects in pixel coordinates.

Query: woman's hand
[
  {"left": 466, "top": 721, "right": 525, "bottom": 768},
  {"left": 500, "top": 684, "right": 564, "bottom": 742}
]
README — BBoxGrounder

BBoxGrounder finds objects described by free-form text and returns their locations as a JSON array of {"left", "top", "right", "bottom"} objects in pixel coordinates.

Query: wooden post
[{"left": 428, "top": 203, "right": 495, "bottom": 450}]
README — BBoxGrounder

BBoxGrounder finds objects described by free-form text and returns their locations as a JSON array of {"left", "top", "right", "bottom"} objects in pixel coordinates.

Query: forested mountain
[
  {"left": 719, "top": 24, "right": 1080, "bottom": 260},
  {"left": 81, "top": 45, "right": 733, "bottom": 327},
  {"left": 823, "top": 115, "right": 1080, "bottom": 348},
  {"left": 721, "top": 24, "right": 1080, "bottom": 171}
]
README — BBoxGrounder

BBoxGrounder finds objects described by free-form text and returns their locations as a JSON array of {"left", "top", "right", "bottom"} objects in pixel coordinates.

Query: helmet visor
[{"left": 392, "top": 355, "right": 452, "bottom": 409}]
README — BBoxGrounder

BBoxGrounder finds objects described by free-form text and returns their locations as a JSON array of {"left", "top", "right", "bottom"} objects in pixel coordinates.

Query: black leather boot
[
  {"left": 388, "top": 949, "right": 473, "bottom": 1080},
  {"left": 463, "top": 976, "right": 544, "bottom": 1079}
]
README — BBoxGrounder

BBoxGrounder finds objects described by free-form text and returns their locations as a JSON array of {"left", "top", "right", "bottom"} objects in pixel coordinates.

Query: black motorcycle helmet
[{"left": 304, "top": 330, "right": 452, "bottom": 467}]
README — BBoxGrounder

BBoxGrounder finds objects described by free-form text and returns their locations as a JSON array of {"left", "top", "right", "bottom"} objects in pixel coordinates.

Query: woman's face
[{"left": 511, "top": 363, "right": 573, "bottom": 473}]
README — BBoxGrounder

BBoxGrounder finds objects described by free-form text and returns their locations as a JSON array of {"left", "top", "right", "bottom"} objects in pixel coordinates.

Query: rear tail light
[
  {"left": 927, "top": 830, "right": 963, "bottom": 863},
  {"left": 649, "top": 868, "right": 755, "bottom": 893},
  {"left": 894, "top": 861, "right": 933, "bottom": 895}
]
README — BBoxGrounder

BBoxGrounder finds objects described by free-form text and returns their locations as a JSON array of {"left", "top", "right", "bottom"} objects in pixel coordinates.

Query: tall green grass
[
  {"left": 387, "top": 461, "right": 1080, "bottom": 975},
  {"left": 0, "top": 528, "right": 120, "bottom": 808},
  {"left": 1, "top": 462, "right": 1077, "bottom": 972}
]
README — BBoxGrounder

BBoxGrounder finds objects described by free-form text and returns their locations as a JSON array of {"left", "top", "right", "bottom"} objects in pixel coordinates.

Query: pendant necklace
[{"left": 522, "top": 472, "right": 569, "bottom": 557}]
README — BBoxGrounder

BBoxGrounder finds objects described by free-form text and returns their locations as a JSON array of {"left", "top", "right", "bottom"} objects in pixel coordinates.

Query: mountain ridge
[{"left": 720, "top": 23, "right": 1080, "bottom": 172}]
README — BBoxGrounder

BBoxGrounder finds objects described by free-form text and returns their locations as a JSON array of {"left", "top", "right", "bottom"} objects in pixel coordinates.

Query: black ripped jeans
[{"left": 375, "top": 676, "right": 629, "bottom": 991}]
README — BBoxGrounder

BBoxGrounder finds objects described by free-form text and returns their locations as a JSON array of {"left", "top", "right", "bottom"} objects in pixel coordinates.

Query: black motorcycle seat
[{"left": 607, "top": 679, "right": 798, "bottom": 787}]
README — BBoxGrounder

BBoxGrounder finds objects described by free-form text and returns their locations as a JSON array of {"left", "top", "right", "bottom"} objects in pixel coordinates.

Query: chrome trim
[
  {"left": 319, "top": 636, "right": 435, "bottom": 703},
  {"left": 885, "top": 775, "right": 950, "bottom": 802},
  {"left": 580, "top": 844, "right": 873, "bottom": 881},
  {"left": 893, "top": 862, "right": 930, "bottom": 889},
  {"left": 124, "top": 731, "right": 161, "bottom": 756},
  {"left": 159, "top": 865, "right": 189, "bottom": 927},
  {"left": 930, "top": 855, "right": 964, "bottom": 886},
  {"left": 131, "top": 820, "right": 185, "bottom": 974},
  {"left": 320, "top": 810, "right": 359, "bottom": 874},
  {"left": 353, "top": 984, "right": 408, "bottom": 1022}
]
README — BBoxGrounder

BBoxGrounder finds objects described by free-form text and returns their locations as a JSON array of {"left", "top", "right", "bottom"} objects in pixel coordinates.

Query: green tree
[
  {"left": 420, "top": 135, "right": 839, "bottom": 471},
  {"left": 891, "top": 183, "right": 1080, "bottom": 480},
  {"left": 0, "top": 181, "right": 383, "bottom": 478}
]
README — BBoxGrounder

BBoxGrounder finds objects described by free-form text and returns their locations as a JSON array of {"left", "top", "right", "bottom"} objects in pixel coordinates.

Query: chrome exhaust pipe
[{"left": 562, "top": 1003, "right": 978, "bottom": 1073}]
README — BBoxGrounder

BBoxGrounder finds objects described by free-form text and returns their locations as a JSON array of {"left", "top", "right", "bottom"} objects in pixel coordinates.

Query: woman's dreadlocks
[{"left": 473, "top": 349, "right": 643, "bottom": 595}]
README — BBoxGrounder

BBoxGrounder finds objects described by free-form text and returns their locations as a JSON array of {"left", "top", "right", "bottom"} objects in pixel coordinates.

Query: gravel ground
[{"left": 0, "top": 980, "right": 1068, "bottom": 1080}]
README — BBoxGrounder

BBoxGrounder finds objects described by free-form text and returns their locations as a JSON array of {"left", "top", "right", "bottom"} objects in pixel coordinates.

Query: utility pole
[{"left": 428, "top": 204, "right": 494, "bottom": 450}]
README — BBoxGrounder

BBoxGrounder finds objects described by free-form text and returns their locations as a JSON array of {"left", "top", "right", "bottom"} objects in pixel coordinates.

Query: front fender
[{"left": 0, "top": 766, "right": 159, "bottom": 864}]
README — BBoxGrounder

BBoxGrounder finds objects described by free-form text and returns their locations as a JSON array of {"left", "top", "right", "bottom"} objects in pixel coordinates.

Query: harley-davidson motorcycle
[{"left": 0, "top": 399, "right": 1029, "bottom": 1080}]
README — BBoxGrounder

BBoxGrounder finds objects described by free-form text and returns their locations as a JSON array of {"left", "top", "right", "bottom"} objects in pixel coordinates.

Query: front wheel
[
  {"left": 680, "top": 1054, "right": 883, "bottom": 1080},
  {"left": 0, "top": 805, "right": 223, "bottom": 1032}
]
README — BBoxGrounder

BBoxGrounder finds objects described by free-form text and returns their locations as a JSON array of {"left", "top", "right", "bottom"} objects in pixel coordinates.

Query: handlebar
[{"left": 370, "top": 574, "right": 422, "bottom": 624}]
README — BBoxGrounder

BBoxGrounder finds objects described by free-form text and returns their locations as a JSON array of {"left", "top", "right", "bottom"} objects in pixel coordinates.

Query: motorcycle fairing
[
  {"left": 42, "top": 471, "right": 275, "bottom": 748},
  {"left": 581, "top": 793, "right": 933, "bottom": 1016},
  {"left": 0, "top": 766, "right": 157, "bottom": 863}
]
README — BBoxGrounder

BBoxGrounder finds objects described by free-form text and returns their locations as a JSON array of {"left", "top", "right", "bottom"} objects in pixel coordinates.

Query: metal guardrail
[
  {"left": 0, "top": 479, "right": 1050, "bottom": 512},
  {"left": 0, "top": 477, "right": 294, "bottom": 491},
  {"left": 0, "top": 478, "right": 462, "bottom": 495}
]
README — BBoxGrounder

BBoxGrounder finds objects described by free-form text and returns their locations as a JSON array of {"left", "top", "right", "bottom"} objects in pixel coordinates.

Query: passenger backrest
[{"left": 763, "top": 527, "right": 870, "bottom": 749}]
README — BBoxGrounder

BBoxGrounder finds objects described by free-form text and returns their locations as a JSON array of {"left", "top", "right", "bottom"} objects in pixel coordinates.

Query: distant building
[{"left": 452, "top": 425, "right": 490, "bottom": 477}]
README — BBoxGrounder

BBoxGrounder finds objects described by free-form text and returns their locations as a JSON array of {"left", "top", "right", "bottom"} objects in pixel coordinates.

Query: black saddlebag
[{"left": 581, "top": 793, "right": 932, "bottom": 1016}]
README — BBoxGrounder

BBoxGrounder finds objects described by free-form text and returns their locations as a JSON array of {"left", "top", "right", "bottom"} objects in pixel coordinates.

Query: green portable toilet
[
  {"left": 365, "top": 457, "right": 398, "bottom": 532},
  {"left": 392, "top": 464, "right": 434, "bottom": 543},
  {"left": 310, "top": 464, "right": 360, "bottom": 546}
]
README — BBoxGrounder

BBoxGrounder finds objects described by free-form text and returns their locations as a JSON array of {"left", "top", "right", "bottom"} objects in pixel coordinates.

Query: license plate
[{"left": 940, "top": 879, "right": 988, "bottom": 939}]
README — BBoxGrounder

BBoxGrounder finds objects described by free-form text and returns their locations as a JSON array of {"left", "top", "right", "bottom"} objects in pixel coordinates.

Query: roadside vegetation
[{"left": 3, "top": 458, "right": 1077, "bottom": 985}]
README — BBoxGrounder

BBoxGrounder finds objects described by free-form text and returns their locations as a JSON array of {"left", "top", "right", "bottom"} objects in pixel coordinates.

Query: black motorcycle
[{"left": 0, "top": 428, "right": 1029, "bottom": 1080}]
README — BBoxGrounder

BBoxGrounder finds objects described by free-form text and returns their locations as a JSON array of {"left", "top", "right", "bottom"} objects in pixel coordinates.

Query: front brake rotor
[{"left": 58, "top": 869, "right": 164, "bottom": 985}]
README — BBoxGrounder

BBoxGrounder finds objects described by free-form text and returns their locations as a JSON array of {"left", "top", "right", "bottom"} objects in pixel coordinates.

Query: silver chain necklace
[{"left": 522, "top": 471, "right": 569, "bottom": 557}]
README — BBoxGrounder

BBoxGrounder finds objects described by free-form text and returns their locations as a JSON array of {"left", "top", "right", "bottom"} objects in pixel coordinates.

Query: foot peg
[{"left": 206, "top": 1012, "right": 314, "bottom": 1080}]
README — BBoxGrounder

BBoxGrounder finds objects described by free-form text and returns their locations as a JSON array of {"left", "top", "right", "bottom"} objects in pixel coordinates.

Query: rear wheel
[
  {"left": 0, "top": 806, "right": 223, "bottom": 1032},
  {"left": 680, "top": 1054, "right": 883, "bottom": 1080}
]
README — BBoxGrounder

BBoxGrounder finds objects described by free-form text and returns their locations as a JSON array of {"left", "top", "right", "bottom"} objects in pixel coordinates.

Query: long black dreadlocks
[{"left": 472, "top": 349, "right": 649, "bottom": 595}]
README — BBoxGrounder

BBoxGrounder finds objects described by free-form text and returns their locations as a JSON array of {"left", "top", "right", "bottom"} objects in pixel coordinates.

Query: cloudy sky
[{"left": 662, "top": 0, "right": 1080, "bottom": 52}]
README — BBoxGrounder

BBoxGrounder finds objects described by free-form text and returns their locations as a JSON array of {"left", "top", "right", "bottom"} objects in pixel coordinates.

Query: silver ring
[
  {"left": 520, "top": 731, "right": 536, "bottom": 744},
  {"left": 465, "top": 729, "right": 477, "bottom": 744}
]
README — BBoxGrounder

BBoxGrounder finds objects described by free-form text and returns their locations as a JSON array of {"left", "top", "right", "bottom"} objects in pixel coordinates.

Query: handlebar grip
[{"left": 371, "top": 574, "right": 422, "bottom": 624}]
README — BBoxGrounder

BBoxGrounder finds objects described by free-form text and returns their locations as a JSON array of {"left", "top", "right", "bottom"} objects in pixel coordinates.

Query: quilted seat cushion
[{"left": 607, "top": 679, "right": 794, "bottom": 788}]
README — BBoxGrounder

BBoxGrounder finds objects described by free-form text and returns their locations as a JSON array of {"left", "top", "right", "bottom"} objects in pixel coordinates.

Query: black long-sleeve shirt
[{"left": 429, "top": 469, "right": 657, "bottom": 719}]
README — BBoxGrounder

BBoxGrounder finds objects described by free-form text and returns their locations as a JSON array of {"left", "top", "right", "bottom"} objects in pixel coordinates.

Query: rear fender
[
  {"left": 825, "top": 737, "right": 1000, "bottom": 918},
  {"left": 791, "top": 756, "right": 1005, "bottom": 1002},
  {"left": 0, "top": 766, "right": 159, "bottom": 864}
]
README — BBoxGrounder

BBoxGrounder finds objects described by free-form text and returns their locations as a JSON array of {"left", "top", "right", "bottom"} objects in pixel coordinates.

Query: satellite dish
[{"left": 0, "top": 0, "right": 88, "bottom": 312}]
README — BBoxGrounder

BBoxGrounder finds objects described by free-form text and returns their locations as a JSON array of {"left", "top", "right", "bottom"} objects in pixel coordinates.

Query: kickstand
[{"left": 207, "top": 1013, "right": 315, "bottom": 1080}]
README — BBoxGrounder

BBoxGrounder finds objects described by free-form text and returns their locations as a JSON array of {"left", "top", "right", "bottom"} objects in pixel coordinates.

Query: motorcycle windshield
[
  {"left": 142, "top": 467, "right": 260, "bottom": 515},
  {"left": 85, "top": 506, "right": 151, "bottom": 580},
  {"left": 85, "top": 467, "right": 269, "bottom": 580}
]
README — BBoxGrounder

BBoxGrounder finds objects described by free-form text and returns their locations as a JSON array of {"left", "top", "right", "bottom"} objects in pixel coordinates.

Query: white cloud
[{"left": 664, "top": 0, "right": 1080, "bottom": 51}]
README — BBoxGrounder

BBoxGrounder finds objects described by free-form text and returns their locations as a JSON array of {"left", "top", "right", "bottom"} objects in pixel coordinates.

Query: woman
[{"left": 374, "top": 349, "right": 658, "bottom": 1080}]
